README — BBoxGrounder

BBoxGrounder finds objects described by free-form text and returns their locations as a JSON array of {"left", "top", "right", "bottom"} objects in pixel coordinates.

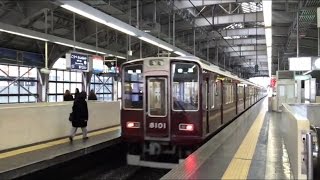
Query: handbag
[{"left": 69, "top": 112, "right": 74, "bottom": 121}]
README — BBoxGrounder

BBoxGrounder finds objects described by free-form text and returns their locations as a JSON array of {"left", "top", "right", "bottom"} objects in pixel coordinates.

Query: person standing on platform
[
  {"left": 88, "top": 89, "right": 98, "bottom": 100},
  {"left": 74, "top": 88, "right": 80, "bottom": 100},
  {"left": 63, "top": 90, "right": 73, "bottom": 101},
  {"left": 69, "top": 91, "right": 89, "bottom": 141}
]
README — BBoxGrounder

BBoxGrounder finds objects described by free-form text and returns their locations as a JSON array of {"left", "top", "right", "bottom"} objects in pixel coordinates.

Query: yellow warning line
[
  {"left": 222, "top": 107, "right": 266, "bottom": 179},
  {"left": 0, "top": 126, "right": 120, "bottom": 159}
]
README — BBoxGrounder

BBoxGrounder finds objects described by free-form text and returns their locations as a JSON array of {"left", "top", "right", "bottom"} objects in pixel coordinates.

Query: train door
[
  {"left": 145, "top": 77, "right": 169, "bottom": 140},
  {"left": 235, "top": 83, "right": 238, "bottom": 114},
  {"left": 202, "top": 77, "right": 210, "bottom": 135}
]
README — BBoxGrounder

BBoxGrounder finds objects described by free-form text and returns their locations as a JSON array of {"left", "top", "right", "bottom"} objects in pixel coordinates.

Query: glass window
[
  {"left": 57, "top": 95, "right": 63, "bottom": 102},
  {"left": 8, "top": 83, "right": 18, "bottom": 94},
  {"left": 9, "top": 66, "right": 18, "bottom": 77},
  {"left": 0, "top": 96, "right": 8, "bottom": 103},
  {"left": 76, "top": 72, "right": 82, "bottom": 82},
  {"left": 172, "top": 62, "right": 199, "bottom": 111},
  {"left": 29, "top": 96, "right": 36, "bottom": 102},
  {"left": 49, "top": 83, "right": 56, "bottom": 94},
  {"left": 64, "top": 71, "right": 70, "bottom": 81},
  {"left": 148, "top": 78, "right": 167, "bottom": 116},
  {"left": 52, "top": 58, "right": 67, "bottom": 70},
  {"left": 0, "top": 65, "right": 8, "bottom": 77},
  {"left": 9, "top": 96, "right": 18, "bottom": 103},
  {"left": 123, "top": 64, "right": 143, "bottom": 109},
  {"left": 0, "top": 65, "right": 38, "bottom": 103},
  {"left": 57, "top": 70, "right": 63, "bottom": 81},
  {"left": 70, "top": 83, "right": 77, "bottom": 93},
  {"left": 70, "top": 72, "right": 77, "bottom": 82},
  {"left": 0, "top": 81, "right": 9, "bottom": 94},
  {"left": 211, "top": 81, "right": 215, "bottom": 108},
  {"left": 49, "top": 70, "right": 56, "bottom": 81},
  {"left": 48, "top": 95, "right": 56, "bottom": 102},
  {"left": 57, "top": 83, "right": 63, "bottom": 93},
  {"left": 20, "top": 96, "right": 29, "bottom": 103}
]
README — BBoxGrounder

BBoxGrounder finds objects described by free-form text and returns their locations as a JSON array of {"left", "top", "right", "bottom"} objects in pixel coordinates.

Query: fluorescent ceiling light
[
  {"left": 262, "top": 0, "right": 272, "bottom": 27},
  {"left": 139, "top": 37, "right": 173, "bottom": 52},
  {"left": 0, "top": 29, "right": 48, "bottom": 41},
  {"left": 61, "top": 4, "right": 106, "bottom": 24},
  {"left": 61, "top": 4, "right": 136, "bottom": 37},
  {"left": 116, "top": 55, "right": 126, "bottom": 59},
  {"left": 157, "top": 44, "right": 173, "bottom": 52},
  {"left": 54, "top": 41, "right": 106, "bottom": 55},
  {"left": 303, "top": 70, "right": 313, "bottom": 75},
  {"left": 75, "top": 46, "right": 106, "bottom": 55},
  {"left": 105, "top": 22, "right": 136, "bottom": 36},
  {"left": 139, "top": 37, "right": 158, "bottom": 46},
  {"left": 54, "top": 41, "right": 74, "bottom": 47},
  {"left": 174, "top": 51, "right": 186, "bottom": 56}
]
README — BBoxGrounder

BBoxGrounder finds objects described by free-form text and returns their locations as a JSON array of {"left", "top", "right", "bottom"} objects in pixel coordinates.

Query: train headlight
[
  {"left": 126, "top": 122, "right": 140, "bottom": 128},
  {"left": 179, "top": 123, "right": 194, "bottom": 131}
]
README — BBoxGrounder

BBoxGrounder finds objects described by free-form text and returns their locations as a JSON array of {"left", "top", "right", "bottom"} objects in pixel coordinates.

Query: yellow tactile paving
[
  {"left": 222, "top": 106, "right": 266, "bottom": 180},
  {"left": 0, "top": 126, "right": 120, "bottom": 159}
]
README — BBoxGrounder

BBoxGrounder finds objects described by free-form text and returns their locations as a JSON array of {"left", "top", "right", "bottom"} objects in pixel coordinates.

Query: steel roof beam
[
  {"left": 172, "top": 12, "right": 263, "bottom": 30},
  {"left": 204, "top": 38, "right": 266, "bottom": 48},
  {"left": 173, "top": 0, "right": 254, "bottom": 9},
  {"left": 229, "top": 50, "right": 266, "bottom": 57},
  {"left": 223, "top": 45, "right": 267, "bottom": 52},
  {"left": 0, "top": 22, "right": 127, "bottom": 58},
  {"left": 56, "top": 0, "right": 193, "bottom": 56}
]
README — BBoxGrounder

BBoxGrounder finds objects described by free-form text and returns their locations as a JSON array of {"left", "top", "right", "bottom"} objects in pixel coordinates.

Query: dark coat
[
  {"left": 88, "top": 94, "right": 97, "bottom": 100},
  {"left": 71, "top": 99, "right": 88, "bottom": 127},
  {"left": 74, "top": 92, "right": 80, "bottom": 100},
  {"left": 64, "top": 94, "right": 73, "bottom": 101}
]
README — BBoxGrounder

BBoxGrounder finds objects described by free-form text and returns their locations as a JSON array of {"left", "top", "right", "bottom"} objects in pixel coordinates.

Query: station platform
[
  {"left": 0, "top": 126, "right": 120, "bottom": 179},
  {"left": 162, "top": 98, "right": 293, "bottom": 179}
]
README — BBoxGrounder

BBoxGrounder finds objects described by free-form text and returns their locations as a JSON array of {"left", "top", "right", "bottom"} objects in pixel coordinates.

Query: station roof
[{"left": 0, "top": 0, "right": 319, "bottom": 78}]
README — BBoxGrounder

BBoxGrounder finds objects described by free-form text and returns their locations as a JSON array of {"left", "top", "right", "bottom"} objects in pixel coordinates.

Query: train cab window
[
  {"left": 122, "top": 64, "right": 143, "bottom": 109},
  {"left": 171, "top": 63, "right": 199, "bottom": 111}
]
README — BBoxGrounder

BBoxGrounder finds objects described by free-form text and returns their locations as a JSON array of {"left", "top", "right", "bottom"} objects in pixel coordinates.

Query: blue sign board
[{"left": 70, "top": 52, "right": 88, "bottom": 71}]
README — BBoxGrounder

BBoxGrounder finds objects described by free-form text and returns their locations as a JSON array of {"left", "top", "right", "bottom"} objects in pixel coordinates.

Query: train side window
[
  {"left": 171, "top": 62, "right": 199, "bottom": 111},
  {"left": 122, "top": 64, "right": 143, "bottom": 109},
  {"left": 211, "top": 81, "right": 215, "bottom": 108}
]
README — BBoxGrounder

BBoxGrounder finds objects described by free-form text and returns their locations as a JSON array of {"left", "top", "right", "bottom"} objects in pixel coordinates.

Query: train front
[{"left": 120, "top": 57, "right": 203, "bottom": 166}]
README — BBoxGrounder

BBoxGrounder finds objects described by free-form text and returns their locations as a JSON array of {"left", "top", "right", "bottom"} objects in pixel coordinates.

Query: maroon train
[{"left": 121, "top": 57, "right": 265, "bottom": 167}]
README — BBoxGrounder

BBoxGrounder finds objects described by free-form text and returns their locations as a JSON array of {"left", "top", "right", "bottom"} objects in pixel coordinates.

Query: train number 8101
[{"left": 149, "top": 122, "right": 166, "bottom": 129}]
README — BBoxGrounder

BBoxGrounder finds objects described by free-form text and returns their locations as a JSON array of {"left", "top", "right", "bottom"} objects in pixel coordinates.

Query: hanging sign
[
  {"left": 90, "top": 55, "right": 104, "bottom": 74},
  {"left": 66, "top": 52, "right": 89, "bottom": 72}
]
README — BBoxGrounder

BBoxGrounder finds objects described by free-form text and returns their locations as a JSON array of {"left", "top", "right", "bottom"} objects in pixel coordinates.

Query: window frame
[
  {"left": 0, "top": 64, "right": 38, "bottom": 104},
  {"left": 122, "top": 64, "right": 144, "bottom": 110},
  {"left": 171, "top": 62, "right": 200, "bottom": 112},
  {"left": 147, "top": 77, "right": 167, "bottom": 117}
]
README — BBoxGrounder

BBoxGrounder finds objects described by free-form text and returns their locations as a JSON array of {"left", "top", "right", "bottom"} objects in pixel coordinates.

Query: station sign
[
  {"left": 66, "top": 52, "right": 89, "bottom": 72},
  {"left": 289, "top": 57, "right": 312, "bottom": 71},
  {"left": 90, "top": 55, "right": 104, "bottom": 74}
]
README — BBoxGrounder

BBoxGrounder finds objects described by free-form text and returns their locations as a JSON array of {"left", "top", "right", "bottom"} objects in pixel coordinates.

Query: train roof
[{"left": 122, "top": 56, "right": 262, "bottom": 88}]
